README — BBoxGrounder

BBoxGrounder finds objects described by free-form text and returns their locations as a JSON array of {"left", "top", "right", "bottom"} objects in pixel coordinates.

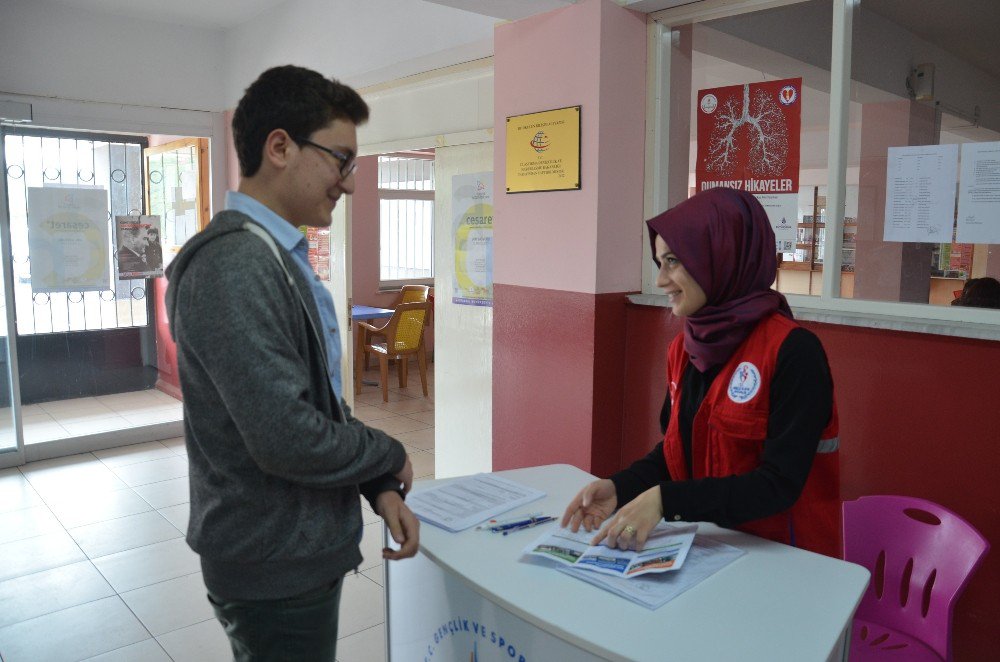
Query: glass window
[{"left": 377, "top": 154, "right": 435, "bottom": 285}]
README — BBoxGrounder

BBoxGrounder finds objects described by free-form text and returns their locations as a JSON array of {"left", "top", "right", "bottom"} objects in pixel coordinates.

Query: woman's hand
[
  {"left": 561, "top": 479, "right": 618, "bottom": 533},
  {"left": 591, "top": 485, "right": 664, "bottom": 551}
]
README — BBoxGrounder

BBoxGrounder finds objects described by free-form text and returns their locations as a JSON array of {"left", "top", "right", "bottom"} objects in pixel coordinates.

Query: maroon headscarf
[{"left": 646, "top": 187, "right": 792, "bottom": 372}]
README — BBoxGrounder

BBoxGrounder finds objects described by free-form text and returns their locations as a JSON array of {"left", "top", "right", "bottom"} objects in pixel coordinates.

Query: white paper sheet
[
  {"left": 753, "top": 192, "right": 798, "bottom": 252},
  {"left": 407, "top": 474, "right": 546, "bottom": 532},
  {"left": 883, "top": 144, "right": 959, "bottom": 243},
  {"left": 556, "top": 535, "right": 746, "bottom": 610},
  {"left": 956, "top": 141, "right": 1000, "bottom": 243}
]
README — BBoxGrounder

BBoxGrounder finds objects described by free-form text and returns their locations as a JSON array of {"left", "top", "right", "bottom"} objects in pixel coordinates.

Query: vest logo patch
[{"left": 728, "top": 362, "right": 761, "bottom": 403}]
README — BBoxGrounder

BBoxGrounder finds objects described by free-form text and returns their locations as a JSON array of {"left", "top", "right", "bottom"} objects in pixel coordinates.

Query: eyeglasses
[{"left": 294, "top": 137, "right": 357, "bottom": 178}]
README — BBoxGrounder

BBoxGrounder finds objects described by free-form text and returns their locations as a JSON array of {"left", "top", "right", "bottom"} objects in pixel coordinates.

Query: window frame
[
  {"left": 376, "top": 154, "right": 436, "bottom": 289},
  {"left": 643, "top": 0, "right": 1000, "bottom": 341}
]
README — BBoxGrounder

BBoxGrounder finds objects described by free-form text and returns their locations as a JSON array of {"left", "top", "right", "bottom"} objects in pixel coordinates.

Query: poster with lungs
[{"left": 696, "top": 78, "right": 802, "bottom": 250}]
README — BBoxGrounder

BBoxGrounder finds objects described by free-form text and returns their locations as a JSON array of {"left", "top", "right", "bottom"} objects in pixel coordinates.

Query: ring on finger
[{"left": 621, "top": 524, "right": 636, "bottom": 537}]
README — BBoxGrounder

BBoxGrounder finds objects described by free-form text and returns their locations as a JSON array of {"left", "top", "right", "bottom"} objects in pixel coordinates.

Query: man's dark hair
[
  {"left": 232, "top": 65, "right": 369, "bottom": 177},
  {"left": 951, "top": 277, "right": 1000, "bottom": 309}
]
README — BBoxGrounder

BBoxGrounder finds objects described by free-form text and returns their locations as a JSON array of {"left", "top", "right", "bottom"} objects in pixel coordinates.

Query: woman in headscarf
[{"left": 561, "top": 187, "right": 841, "bottom": 557}]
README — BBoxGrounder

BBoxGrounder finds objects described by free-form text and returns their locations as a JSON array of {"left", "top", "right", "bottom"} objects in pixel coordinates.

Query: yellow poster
[
  {"left": 505, "top": 106, "right": 581, "bottom": 193},
  {"left": 453, "top": 173, "right": 494, "bottom": 306}
]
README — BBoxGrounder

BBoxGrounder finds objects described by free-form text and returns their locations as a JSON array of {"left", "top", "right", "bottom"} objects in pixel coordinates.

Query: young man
[{"left": 166, "top": 65, "right": 419, "bottom": 661}]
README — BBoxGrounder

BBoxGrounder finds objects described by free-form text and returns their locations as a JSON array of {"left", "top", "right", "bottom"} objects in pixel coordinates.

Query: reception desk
[{"left": 386, "top": 464, "right": 869, "bottom": 661}]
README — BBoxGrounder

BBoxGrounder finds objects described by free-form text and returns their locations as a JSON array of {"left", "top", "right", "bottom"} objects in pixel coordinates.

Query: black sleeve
[
  {"left": 658, "top": 328, "right": 833, "bottom": 527},
  {"left": 609, "top": 391, "right": 672, "bottom": 505}
]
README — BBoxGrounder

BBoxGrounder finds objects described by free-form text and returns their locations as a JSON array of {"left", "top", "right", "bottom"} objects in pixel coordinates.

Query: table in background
[{"left": 386, "top": 464, "right": 870, "bottom": 661}]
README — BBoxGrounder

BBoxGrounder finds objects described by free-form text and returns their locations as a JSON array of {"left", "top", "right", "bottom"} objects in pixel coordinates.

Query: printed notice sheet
[
  {"left": 557, "top": 535, "right": 746, "bottom": 610},
  {"left": 407, "top": 474, "right": 545, "bottom": 532},
  {"left": 883, "top": 144, "right": 959, "bottom": 243},
  {"left": 956, "top": 141, "right": 1000, "bottom": 243},
  {"left": 523, "top": 522, "right": 696, "bottom": 579}
]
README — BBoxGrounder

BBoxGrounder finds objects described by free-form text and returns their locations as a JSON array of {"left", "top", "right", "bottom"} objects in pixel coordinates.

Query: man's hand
[
  {"left": 394, "top": 456, "right": 414, "bottom": 495},
  {"left": 375, "top": 490, "right": 420, "bottom": 560}
]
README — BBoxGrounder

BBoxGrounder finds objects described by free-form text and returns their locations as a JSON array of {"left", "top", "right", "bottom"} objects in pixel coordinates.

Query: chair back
[
  {"left": 843, "top": 496, "right": 989, "bottom": 660},
  {"left": 383, "top": 301, "right": 429, "bottom": 354},
  {"left": 395, "top": 285, "right": 429, "bottom": 305}
]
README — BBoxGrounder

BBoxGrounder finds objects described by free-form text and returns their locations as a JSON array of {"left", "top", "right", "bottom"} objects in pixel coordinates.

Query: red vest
[{"left": 663, "top": 313, "right": 841, "bottom": 557}]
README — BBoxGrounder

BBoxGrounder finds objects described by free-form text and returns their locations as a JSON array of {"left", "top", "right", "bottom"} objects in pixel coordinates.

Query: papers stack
[{"left": 407, "top": 474, "right": 546, "bottom": 532}]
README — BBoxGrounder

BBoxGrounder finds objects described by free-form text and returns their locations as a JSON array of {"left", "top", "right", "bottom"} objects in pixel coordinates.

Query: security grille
[
  {"left": 2, "top": 128, "right": 150, "bottom": 335},
  {"left": 378, "top": 155, "right": 435, "bottom": 284}
]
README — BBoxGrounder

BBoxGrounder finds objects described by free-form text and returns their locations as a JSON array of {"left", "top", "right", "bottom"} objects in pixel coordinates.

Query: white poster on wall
[
  {"left": 752, "top": 192, "right": 797, "bottom": 252},
  {"left": 956, "top": 141, "right": 1000, "bottom": 243},
  {"left": 27, "top": 186, "right": 110, "bottom": 292},
  {"left": 452, "top": 172, "right": 494, "bottom": 306},
  {"left": 883, "top": 144, "right": 959, "bottom": 243}
]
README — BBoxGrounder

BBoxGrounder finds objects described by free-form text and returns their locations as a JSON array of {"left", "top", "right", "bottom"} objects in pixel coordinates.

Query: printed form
[{"left": 407, "top": 474, "right": 546, "bottom": 532}]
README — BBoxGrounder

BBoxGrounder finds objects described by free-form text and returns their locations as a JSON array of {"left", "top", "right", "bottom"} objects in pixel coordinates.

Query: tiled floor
[
  {"left": 20, "top": 390, "right": 184, "bottom": 444},
  {"left": 0, "top": 362, "right": 435, "bottom": 662}
]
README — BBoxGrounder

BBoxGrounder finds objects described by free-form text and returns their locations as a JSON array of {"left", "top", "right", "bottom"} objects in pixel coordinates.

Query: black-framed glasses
[{"left": 294, "top": 137, "right": 357, "bottom": 178}]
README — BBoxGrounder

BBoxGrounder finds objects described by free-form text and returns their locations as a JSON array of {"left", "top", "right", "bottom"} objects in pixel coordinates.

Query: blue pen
[
  {"left": 501, "top": 516, "right": 556, "bottom": 535},
  {"left": 476, "top": 512, "right": 543, "bottom": 531},
  {"left": 492, "top": 515, "right": 550, "bottom": 532}
]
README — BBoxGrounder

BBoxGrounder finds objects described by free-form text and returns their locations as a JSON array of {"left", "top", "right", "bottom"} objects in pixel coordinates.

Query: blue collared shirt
[{"left": 225, "top": 191, "right": 343, "bottom": 401}]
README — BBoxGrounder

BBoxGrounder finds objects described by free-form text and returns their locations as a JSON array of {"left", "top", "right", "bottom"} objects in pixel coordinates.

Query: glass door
[{"left": 0, "top": 125, "right": 24, "bottom": 467}]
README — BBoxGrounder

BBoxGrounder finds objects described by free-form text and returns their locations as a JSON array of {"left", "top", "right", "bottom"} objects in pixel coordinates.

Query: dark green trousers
[{"left": 207, "top": 577, "right": 343, "bottom": 662}]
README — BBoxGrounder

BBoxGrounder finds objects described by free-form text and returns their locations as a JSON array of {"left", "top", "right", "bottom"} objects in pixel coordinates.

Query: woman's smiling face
[{"left": 654, "top": 234, "right": 707, "bottom": 317}]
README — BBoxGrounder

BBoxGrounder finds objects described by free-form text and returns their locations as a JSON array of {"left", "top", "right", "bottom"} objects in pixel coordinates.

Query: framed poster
[{"left": 505, "top": 106, "right": 581, "bottom": 193}]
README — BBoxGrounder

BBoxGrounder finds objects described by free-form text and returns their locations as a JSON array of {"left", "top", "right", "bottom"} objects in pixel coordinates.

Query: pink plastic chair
[{"left": 842, "top": 496, "right": 989, "bottom": 661}]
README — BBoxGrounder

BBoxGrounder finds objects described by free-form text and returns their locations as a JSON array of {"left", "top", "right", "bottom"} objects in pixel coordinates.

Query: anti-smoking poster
[
  {"left": 452, "top": 173, "right": 494, "bottom": 306},
  {"left": 27, "top": 186, "right": 110, "bottom": 292},
  {"left": 696, "top": 78, "right": 802, "bottom": 250}
]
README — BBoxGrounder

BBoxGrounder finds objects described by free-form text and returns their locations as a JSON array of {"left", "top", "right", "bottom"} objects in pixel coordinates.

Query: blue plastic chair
[{"left": 842, "top": 496, "right": 989, "bottom": 661}]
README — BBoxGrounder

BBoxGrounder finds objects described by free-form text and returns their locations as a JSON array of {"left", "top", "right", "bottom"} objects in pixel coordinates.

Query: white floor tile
[
  {"left": 21, "top": 454, "right": 128, "bottom": 500},
  {"left": 120, "top": 408, "right": 183, "bottom": 426},
  {"left": 22, "top": 421, "right": 71, "bottom": 443},
  {"left": 337, "top": 623, "right": 386, "bottom": 662},
  {"left": 338, "top": 573, "right": 385, "bottom": 639},
  {"left": 396, "top": 427, "right": 435, "bottom": 451},
  {"left": 38, "top": 397, "right": 115, "bottom": 417},
  {"left": 359, "top": 522, "right": 386, "bottom": 571},
  {"left": 159, "top": 436, "right": 187, "bottom": 456},
  {"left": 93, "top": 441, "right": 174, "bottom": 469},
  {"left": 409, "top": 449, "right": 436, "bottom": 479},
  {"left": 405, "top": 409, "right": 435, "bottom": 426},
  {"left": 378, "top": 398, "right": 434, "bottom": 416},
  {"left": 356, "top": 390, "right": 416, "bottom": 405},
  {"left": 110, "top": 455, "right": 188, "bottom": 487},
  {"left": 361, "top": 564, "right": 384, "bottom": 587},
  {"left": 156, "top": 618, "right": 232, "bottom": 662},
  {"left": 71, "top": 510, "right": 183, "bottom": 559},
  {"left": 132, "top": 476, "right": 189, "bottom": 509},
  {"left": 158, "top": 502, "right": 190, "bottom": 533},
  {"left": 0, "top": 504, "right": 63, "bottom": 545},
  {"left": 81, "top": 638, "right": 172, "bottom": 662},
  {"left": 120, "top": 571, "right": 214, "bottom": 637},
  {"left": 60, "top": 416, "right": 132, "bottom": 437},
  {"left": 0, "top": 561, "right": 114, "bottom": 629},
  {"left": 0, "top": 469, "right": 44, "bottom": 515},
  {"left": 0, "top": 531, "right": 87, "bottom": 583},
  {"left": 92, "top": 537, "right": 201, "bottom": 593},
  {"left": 46, "top": 488, "right": 154, "bottom": 529},
  {"left": 367, "top": 415, "right": 431, "bottom": 436},
  {"left": 350, "top": 403, "right": 396, "bottom": 422},
  {"left": 0, "top": 596, "right": 149, "bottom": 662}
]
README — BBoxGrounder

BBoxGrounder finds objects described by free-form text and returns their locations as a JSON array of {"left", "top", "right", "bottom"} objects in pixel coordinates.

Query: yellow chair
[
  {"left": 356, "top": 301, "right": 430, "bottom": 402},
  {"left": 360, "top": 285, "right": 430, "bottom": 371}
]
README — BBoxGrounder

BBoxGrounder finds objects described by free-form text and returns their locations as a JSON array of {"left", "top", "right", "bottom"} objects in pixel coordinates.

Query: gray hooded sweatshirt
[{"left": 166, "top": 210, "right": 406, "bottom": 600}]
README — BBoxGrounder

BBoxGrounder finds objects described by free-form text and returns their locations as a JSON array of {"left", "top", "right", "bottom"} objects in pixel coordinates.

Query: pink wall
[
  {"left": 620, "top": 304, "right": 1000, "bottom": 660},
  {"left": 493, "top": 0, "right": 645, "bottom": 294}
]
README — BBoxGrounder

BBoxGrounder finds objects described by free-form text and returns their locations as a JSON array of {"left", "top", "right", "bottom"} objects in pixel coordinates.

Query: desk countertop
[{"left": 402, "top": 464, "right": 869, "bottom": 662}]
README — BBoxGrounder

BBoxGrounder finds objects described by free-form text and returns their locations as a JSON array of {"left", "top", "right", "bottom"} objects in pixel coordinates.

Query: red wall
[{"left": 621, "top": 303, "right": 1000, "bottom": 660}]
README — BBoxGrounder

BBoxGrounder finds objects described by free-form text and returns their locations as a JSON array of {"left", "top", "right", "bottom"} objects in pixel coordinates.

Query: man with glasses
[{"left": 166, "top": 65, "right": 419, "bottom": 661}]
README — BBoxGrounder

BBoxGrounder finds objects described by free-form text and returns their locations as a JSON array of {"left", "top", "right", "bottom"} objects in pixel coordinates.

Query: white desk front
[{"left": 386, "top": 464, "right": 869, "bottom": 661}]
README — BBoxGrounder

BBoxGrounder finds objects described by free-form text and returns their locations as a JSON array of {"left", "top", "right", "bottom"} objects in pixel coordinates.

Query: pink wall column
[
  {"left": 853, "top": 100, "right": 937, "bottom": 302},
  {"left": 493, "top": 0, "right": 646, "bottom": 475}
]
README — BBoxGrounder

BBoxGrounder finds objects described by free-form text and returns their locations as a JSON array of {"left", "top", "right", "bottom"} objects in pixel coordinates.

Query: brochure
[
  {"left": 556, "top": 535, "right": 746, "bottom": 610},
  {"left": 523, "top": 522, "right": 697, "bottom": 579}
]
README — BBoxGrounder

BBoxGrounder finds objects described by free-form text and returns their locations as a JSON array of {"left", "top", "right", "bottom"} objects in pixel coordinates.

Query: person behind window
[
  {"left": 951, "top": 277, "right": 1000, "bottom": 309},
  {"left": 562, "top": 187, "right": 842, "bottom": 558},
  {"left": 165, "top": 65, "right": 419, "bottom": 662}
]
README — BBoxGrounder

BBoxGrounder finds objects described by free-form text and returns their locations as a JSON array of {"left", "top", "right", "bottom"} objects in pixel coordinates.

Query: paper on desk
[
  {"left": 407, "top": 473, "right": 546, "bottom": 532},
  {"left": 558, "top": 535, "right": 746, "bottom": 610},
  {"left": 523, "top": 522, "right": 696, "bottom": 579}
]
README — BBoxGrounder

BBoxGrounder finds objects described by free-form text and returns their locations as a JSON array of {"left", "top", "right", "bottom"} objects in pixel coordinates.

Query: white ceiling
[{"left": 47, "top": 0, "right": 287, "bottom": 28}]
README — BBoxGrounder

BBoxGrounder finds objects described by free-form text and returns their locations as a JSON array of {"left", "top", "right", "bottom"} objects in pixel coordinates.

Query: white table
[{"left": 386, "top": 464, "right": 869, "bottom": 661}]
